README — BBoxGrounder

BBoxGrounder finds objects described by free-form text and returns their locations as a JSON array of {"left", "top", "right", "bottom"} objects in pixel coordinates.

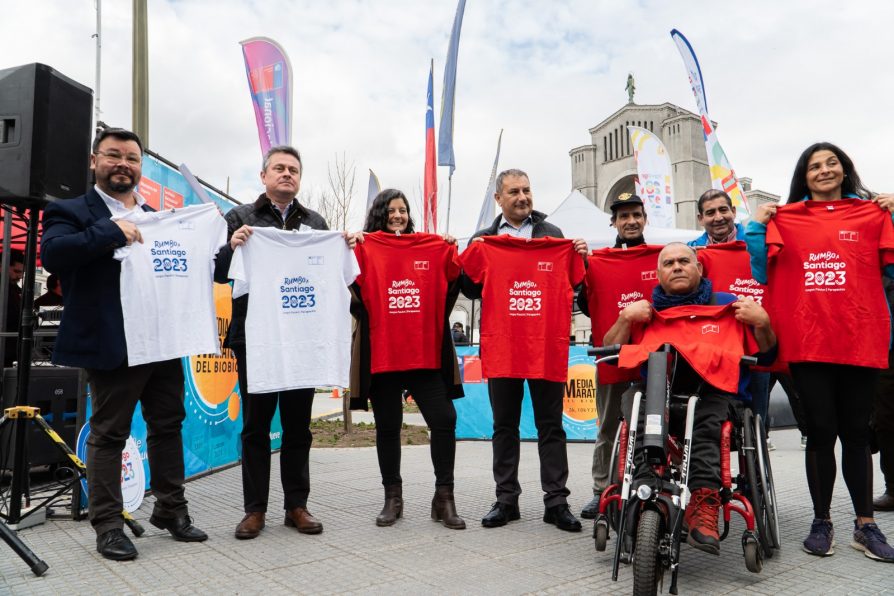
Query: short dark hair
[
  {"left": 363, "top": 189, "right": 415, "bottom": 233},
  {"left": 2, "top": 250, "right": 24, "bottom": 266},
  {"left": 46, "top": 273, "right": 60, "bottom": 290},
  {"left": 697, "top": 189, "right": 733, "bottom": 214},
  {"left": 495, "top": 169, "right": 529, "bottom": 194},
  {"left": 92, "top": 127, "right": 144, "bottom": 154},
  {"left": 263, "top": 145, "right": 303, "bottom": 173},
  {"left": 788, "top": 142, "right": 870, "bottom": 203}
]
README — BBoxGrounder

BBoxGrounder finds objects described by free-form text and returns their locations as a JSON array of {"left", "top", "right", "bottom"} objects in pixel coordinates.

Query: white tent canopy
[
  {"left": 547, "top": 190, "right": 698, "bottom": 248},
  {"left": 457, "top": 190, "right": 700, "bottom": 250}
]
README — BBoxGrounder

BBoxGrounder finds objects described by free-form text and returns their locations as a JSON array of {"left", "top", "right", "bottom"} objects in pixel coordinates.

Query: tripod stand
[{"left": 0, "top": 201, "right": 144, "bottom": 576}]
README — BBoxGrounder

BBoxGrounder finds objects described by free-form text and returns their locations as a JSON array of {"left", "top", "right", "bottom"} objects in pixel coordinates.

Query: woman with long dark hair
[
  {"left": 349, "top": 189, "right": 466, "bottom": 529},
  {"left": 745, "top": 142, "right": 894, "bottom": 562}
]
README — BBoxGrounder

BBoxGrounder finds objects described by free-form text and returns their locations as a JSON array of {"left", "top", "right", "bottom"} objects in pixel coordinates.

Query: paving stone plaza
[{"left": 1, "top": 424, "right": 891, "bottom": 594}]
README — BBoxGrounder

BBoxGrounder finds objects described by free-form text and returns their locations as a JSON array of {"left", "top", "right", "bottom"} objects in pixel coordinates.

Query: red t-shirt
[
  {"left": 619, "top": 304, "right": 760, "bottom": 394},
  {"left": 698, "top": 241, "right": 768, "bottom": 306},
  {"left": 766, "top": 199, "right": 894, "bottom": 368},
  {"left": 698, "top": 241, "right": 785, "bottom": 373},
  {"left": 354, "top": 231, "right": 460, "bottom": 373},
  {"left": 584, "top": 244, "right": 663, "bottom": 384},
  {"left": 461, "top": 236, "right": 586, "bottom": 382}
]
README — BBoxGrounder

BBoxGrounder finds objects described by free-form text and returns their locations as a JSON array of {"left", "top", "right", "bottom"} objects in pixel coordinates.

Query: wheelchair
[{"left": 588, "top": 344, "right": 779, "bottom": 596}]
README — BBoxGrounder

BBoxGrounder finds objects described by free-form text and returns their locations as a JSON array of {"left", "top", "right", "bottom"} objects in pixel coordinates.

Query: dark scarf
[
  {"left": 613, "top": 234, "right": 646, "bottom": 249},
  {"left": 652, "top": 278, "right": 713, "bottom": 311}
]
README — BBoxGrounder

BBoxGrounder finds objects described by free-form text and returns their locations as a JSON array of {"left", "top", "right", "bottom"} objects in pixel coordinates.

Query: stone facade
[
  {"left": 569, "top": 101, "right": 773, "bottom": 230},
  {"left": 451, "top": 101, "right": 781, "bottom": 345}
]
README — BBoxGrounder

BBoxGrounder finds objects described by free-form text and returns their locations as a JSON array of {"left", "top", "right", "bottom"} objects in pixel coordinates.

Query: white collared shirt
[
  {"left": 95, "top": 184, "right": 147, "bottom": 215},
  {"left": 497, "top": 214, "right": 534, "bottom": 239}
]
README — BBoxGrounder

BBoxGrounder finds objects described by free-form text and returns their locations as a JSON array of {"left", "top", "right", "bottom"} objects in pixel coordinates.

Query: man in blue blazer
[{"left": 41, "top": 127, "right": 206, "bottom": 561}]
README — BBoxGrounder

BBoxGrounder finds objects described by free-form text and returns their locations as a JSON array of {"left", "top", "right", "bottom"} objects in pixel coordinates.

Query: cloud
[{"left": 3, "top": 0, "right": 893, "bottom": 236}]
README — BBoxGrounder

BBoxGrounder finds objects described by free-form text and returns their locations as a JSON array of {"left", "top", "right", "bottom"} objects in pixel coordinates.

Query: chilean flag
[{"left": 424, "top": 60, "right": 438, "bottom": 233}]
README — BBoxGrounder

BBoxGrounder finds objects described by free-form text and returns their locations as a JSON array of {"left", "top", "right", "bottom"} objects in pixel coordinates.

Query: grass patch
[{"left": 310, "top": 419, "right": 430, "bottom": 448}]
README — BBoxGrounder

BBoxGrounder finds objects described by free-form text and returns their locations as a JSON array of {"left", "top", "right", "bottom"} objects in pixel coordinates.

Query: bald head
[{"left": 657, "top": 243, "right": 702, "bottom": 295}]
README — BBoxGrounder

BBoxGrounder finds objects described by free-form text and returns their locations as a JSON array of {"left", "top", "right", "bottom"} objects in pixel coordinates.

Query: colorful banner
[
  {"left": 240, "top": 37, "right": 292, "bottom": 157},
  {"left": 454, "top": 346, "right": 599, "bottom": 440},
  {"left": 628, "top": 126, "right": 675, "bottom": 229},
  {"left": 437, "top": 0, "right": 467, "bottom": 176},
  {"left": 474, "top": 129, "right": 503, "bottom": 233},
  {"left": 366, "top": 169, "right": 381, "bottom": 212},
  {"left": 424, "top": 61, "right": 438, "bottom": 233},
  {"left": 670, "top": 29, "right": 750, "bottom": 220}
]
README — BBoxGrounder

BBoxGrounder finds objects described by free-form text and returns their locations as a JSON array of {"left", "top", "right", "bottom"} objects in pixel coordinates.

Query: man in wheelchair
[{"left": 603, "top": 243, "right": 777, "bottom": 556}]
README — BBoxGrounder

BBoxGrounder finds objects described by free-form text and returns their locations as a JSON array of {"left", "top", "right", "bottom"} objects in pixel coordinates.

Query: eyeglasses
[{"left": 95, "top": 150, "right": 142, "bottom": 165}]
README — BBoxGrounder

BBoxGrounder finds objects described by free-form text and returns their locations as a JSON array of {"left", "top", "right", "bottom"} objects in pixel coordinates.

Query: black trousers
[
  {"left": 369, "top": 369, "right": 457, "bottom": 487},
  {"left": 488, "top": 377, "right": 570, "bottom": 508},
  {"left": 234, "top": 345, "right": 314, "bottom": 512},
  {"left": 790, "top": 362, "right": 878, "bottom": 519},
  {"left": 85, "top": 358, "right": 187, "bottom": 535},
  {"left": 872, "top": 350, "right": 894, "bottom": 492},
  {"left": 621, "top": 384, "right": 732, "bottom": 491}
]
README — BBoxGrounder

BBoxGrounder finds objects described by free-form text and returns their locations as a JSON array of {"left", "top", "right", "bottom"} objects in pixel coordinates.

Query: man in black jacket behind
[
  {"left": 578, "top": 193, "right": 649, "bottom": 519},
  {"left": 461, "top": 168, "right": 588, "bottom": 532},
  {"left": 214, "top": 145, "right": 349, "bottom": 541}
]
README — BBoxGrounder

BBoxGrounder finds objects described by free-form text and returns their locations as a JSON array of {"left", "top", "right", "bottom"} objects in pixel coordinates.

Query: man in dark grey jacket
[
  {"left": 213, "top": 145, "right": 346, "bottom": 541},
  {"left": 461, "top": 168, "right": 588, "bottom": 532}
]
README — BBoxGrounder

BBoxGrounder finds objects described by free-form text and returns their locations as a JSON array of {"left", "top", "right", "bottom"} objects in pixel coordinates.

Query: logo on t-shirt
[
  {"left": 280, "top": 275, "right": 317, "bottom": 313},
  {"left": 509, "top": 280, "right": 542, "bottom": 315},
  {"left": 803, "top": 251, "right": 847, "bottom": 292},
  {"left": 537, "top": 261, "right": 553, "bottom": 272},
  {"left": 839, "top": 230, "right": 859, "bottom": 242},
  {"left": 387, "top": 279, "right": 421, "bottom": 313},
  {"left": 307, "top": 256, "right": 324, "bottom": 265},
  {"left": 641, "top": 270, "right": 657, "bottom": 281},
  {"left": 617, "top": 290, "right": 644, "bottom": 310},
  {"left": 150, "top": 239, "right": 189, "bottom": 277},
  {"left": 701, "top": 323, "right": 719, "bottom": 335},
  {"left": 414, "top": 260, "right": 430, "bottom": 271}
]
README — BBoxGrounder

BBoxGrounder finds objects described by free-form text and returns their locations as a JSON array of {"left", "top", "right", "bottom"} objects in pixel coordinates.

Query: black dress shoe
[
  {"left": 481, "top": 502, "right": 520, "bottom": 528},
  {"left": 96, "top": 528, "right": 138, "bottom": 561},
  {"left": 874, "top": 492, "right": 894, "bottom": 512},
  {"left": 149, "top": 514, "right": 208, "bottom": 542},
  {"left": 544, "top": 504, "right": 582, "bottom": 532},
  {"left": 580, "top": 494, "right": 601, "bottom": 519}
]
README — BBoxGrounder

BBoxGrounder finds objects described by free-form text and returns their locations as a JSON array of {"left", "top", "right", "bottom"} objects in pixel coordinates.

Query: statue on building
[{"left": 626, "top": 73, "right": 635, "bottom": 104}]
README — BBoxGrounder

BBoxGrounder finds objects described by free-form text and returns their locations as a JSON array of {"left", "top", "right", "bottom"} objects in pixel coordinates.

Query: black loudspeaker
[
  {"left": 0, "top": 63, "right": 93, "bottom": 206},
  {"left": 0, "top": 366, "right": 83, "bottom": 467}
]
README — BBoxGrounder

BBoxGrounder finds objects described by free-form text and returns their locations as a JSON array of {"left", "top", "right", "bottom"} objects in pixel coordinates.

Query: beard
[
  {"left": 103, "top": 171, "right": 136, "bottom": 194},
  {"left": 107, "top": 180, "right": 135, "bottom": 193}
]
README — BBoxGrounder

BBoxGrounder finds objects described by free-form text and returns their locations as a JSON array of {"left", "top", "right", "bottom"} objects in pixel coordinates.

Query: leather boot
[
  {"left": 431, "top": 485, "right": 466, "bottom": 530},
  {"left": 376, "top": 484, "right": 403, "bottom": 527}
]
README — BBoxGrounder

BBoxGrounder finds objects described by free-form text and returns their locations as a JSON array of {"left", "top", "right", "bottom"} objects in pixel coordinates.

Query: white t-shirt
[
  {"left": 113, "top": 203, "right": 227, "bottom": 366},
  {"left": 228, "top": 227, "right": 359, "bottom": 393}
]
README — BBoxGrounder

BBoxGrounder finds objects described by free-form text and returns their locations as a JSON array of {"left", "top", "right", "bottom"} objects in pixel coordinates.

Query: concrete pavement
[{"left": 1, "top": 428, "right": 892, "bottom": 594}]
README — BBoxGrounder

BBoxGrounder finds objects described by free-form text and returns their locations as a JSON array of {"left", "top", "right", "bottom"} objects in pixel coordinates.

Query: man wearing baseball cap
[{"left": 579, "top": 193, "right": 650, "bottom": 519}]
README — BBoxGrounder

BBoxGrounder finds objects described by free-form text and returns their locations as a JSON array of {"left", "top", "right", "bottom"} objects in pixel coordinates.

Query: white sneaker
[
  {"left": 800, "top": 436, "right": 807, "bottom": 450},
  {"left": 766, "top": 438, "right": 776, "bottom": 451}
]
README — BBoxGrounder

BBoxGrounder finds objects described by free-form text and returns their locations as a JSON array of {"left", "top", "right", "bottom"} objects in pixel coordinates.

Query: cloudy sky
[{"left": 4, "top": 1, "right": 893, "bottom": 236}]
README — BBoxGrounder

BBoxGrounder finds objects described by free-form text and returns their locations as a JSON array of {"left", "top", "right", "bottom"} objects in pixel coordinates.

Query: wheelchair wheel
[
  {"left": 743, "top": 533, "right": 763, "bottom": 573},
  {"left": 742, "top": 409, "right": 772, "bottom": 558},
  {"left": 633, "top": 509, "right": 664, "bottom": 596},
  {"left": 594, "top": 520, "right": 609, "bottom": 551},
  {"left": 754, "top": 413, "right": 780, "bottom": 550}
]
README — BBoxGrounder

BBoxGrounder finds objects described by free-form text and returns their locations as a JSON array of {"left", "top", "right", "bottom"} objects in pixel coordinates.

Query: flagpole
[
  {"left": 445, "top": 173, "right": 452, "bottom": 234},
  {"left": 93, "top": 0, "right": 102, "bottom": 130}
]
